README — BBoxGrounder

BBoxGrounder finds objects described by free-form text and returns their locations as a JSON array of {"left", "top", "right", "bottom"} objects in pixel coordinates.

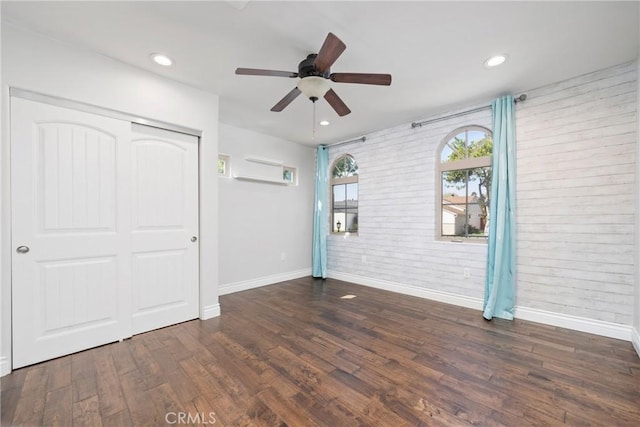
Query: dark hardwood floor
[{"left": 2, "top": 277, "right": 640, "bottom": 426}]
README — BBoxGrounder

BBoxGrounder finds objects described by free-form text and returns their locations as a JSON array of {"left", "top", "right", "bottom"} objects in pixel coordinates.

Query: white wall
[
  {"left": 328, "top": 61, "right": 637, "bottom": 341},
  {"left": 1, "top": 24, "right": 220, "bottom": 375},
  {"left": 218, "top": 124, "right": 314, "bottom": 294}
]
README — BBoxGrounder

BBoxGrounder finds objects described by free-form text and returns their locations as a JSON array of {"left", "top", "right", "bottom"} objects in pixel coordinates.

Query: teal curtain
[
  {"left": 483, "top": 95, "right": 516, "bottom": 320},
  {"left": 312, "top": 146, "right": 329, "bottom": 278}
]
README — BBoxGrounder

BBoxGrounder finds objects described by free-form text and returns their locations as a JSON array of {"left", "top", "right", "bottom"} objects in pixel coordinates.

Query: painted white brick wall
[
  {"left": 328, "top": 61, "right": 636, "bottom": 326},
  {"left": 327, "top": 108, "right": 492, "bottom": 300},
  {"left": 517, "top": 61, "right": 636, "bottom": 325}
]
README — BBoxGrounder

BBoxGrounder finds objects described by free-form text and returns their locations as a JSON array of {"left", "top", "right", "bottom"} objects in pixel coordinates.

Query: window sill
[
  {"left": 436, "top": 238, "right": 487, "bottom": 246},
  {"left": 330, "top": 232, "right": 359, "bottom": 238}
]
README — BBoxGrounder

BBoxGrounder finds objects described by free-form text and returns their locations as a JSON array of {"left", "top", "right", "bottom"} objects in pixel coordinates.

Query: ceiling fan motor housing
[{"left": 298, "top": 54, "right": 330, "bottom": 78}]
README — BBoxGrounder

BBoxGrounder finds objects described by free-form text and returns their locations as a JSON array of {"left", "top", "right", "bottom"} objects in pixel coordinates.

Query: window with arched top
[
  {"left": 331, "top": 155, "right": 358, "bottom": 233},
  {"left": 437, "top": 125, "right": 492, "bottom": 241}
]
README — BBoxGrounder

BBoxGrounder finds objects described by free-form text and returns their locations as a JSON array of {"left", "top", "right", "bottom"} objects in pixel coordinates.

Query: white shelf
[
  {"left": 233, "top": 174, "right": 289, "bottom": 185},
  {"left": 244, "top": 156, "right": 283, "bottom": 167}
]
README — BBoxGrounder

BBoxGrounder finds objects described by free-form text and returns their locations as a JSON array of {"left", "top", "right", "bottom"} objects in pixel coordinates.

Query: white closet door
[
  {"left": 130, "top": 124, "right": 199, "bottom": 334},
  {"left": 11, "top": 98, "right": 132, "bottom": 368}
]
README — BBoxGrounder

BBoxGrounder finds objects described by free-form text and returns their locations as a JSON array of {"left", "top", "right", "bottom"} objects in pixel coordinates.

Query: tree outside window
[{"left": 438, "top": 126, "right": 492, "bottom": 240}]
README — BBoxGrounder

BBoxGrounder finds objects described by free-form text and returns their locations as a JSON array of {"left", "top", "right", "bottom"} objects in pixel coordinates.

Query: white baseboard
[
  {"left": 219, "top": 268, "right": 312, "bottom": 296},
  {"left": 632, "top": 328, "right": 640, "bottom": 358},
  {"left": 200, "top": 303, "right": 220, "bottom": 320},
  {"left": 0, "top": 356, "right": 10, "bottom": 377},
  {"left": 328, "top": 271, "right": 484, "bottom": 311},
  {"left": 514, "top": 306, "right": 632, "bottom": 342},
  {"left": 328, "top": 271, "right": 633, "bottom": 342}
]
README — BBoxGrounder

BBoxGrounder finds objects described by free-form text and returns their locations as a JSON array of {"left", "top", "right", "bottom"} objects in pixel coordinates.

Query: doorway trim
[{"left": 10, "top": 87, "right": 202, "bottom": 138}]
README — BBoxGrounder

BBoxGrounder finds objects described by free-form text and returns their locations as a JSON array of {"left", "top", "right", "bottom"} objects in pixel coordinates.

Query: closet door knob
[
  {"left": 16, "top": 246, "right": 30, "bottom": 254},
  {"left": 191, "top": 236, "right": 198, "bottom": 242}
]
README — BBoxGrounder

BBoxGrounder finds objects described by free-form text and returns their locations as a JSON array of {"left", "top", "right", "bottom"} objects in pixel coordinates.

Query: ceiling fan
[{"left": 235, "top": 32, "right": 392, "bottom": 117}]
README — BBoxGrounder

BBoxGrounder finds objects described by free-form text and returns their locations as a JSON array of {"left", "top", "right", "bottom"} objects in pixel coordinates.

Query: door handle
[
  {"left": 191, "top": 236, "right": 198, "bottom": 242},
  {"left": 16, "top": 246, "right": 30, "bottom": 254}
]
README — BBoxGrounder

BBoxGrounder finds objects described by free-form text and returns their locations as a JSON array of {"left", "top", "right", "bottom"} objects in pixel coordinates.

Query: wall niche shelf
[{"left": 235, "top": 154, "right": 297, "bottom": 186}]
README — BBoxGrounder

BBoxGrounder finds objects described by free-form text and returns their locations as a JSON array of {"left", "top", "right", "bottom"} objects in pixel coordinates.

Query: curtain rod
[
  {"left": 322, "top": 136, "right": 366, "bottom": 149},
  {"left": 411, "top": 94, "right": 527, "bottom": 129}
]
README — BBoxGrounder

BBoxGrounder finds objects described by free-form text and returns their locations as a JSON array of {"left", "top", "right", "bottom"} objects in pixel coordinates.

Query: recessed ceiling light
[
  {"left": 319, "top": 120, "right": 330, "bottom": 126},
  {"left": 484, "top": 54, "right": 509, "bottom": 68},
  {"left": 150, "top": 53, "right": 174, "bottom": 67}
]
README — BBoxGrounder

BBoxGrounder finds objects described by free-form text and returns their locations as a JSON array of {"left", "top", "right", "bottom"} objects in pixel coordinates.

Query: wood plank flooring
[{"left": 2, "top": 277, "right": 640, "bottom": 426}]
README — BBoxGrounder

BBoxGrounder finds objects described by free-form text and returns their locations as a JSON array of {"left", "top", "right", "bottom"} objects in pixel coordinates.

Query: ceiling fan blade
[
  {"left": 324, "top": 89, "right": 351, "bottom": 117},
  {"left": 314, "top": 32, "right": 346, "bottom": 73},
  {"left": 330, "top": 73, "right": 392, "bottom": 86},
  {"left": 271, "top": 87, "right": 302, "bottom": 112},
  {"left": 236, "top": 68, "right": 298, "bottom": 78}
]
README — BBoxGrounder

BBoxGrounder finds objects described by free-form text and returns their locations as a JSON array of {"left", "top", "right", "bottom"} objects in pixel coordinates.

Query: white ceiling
[{"left": 2, "top": 1, "right": 638, "bottom": 146}]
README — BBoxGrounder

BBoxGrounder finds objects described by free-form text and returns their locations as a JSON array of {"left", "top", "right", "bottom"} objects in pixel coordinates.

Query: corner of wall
[
  {"left": 514, "top": 306, "right": 633, "bottom": 342},
  {"left": 633, "top": 327, "right": 640, "bottom": 358},
  {"left": 201, "top": 303, "right": 221, "bottom": 320},
  {"left": 219, "top": 269, "right": 311, "bottom": 296},
  {"left": 0, "top": 356, "right": 10, "bottom": 377}
]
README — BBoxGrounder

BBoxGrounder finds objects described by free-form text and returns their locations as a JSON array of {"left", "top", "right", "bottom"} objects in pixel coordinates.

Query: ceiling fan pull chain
[{"left": 312, "top": 100, "right": 317, "bottom": 140}]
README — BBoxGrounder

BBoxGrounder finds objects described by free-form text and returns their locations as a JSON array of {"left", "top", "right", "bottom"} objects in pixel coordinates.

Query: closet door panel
[{"left": 11, "top": 97, "right": 132, "bottom": 368}]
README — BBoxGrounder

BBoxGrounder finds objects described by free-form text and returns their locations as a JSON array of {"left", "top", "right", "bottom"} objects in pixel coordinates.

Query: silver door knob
[
  {"left": 191, "top": 236, "right": 197, "bottom": 242},
  {"left": 16, "top": 246, "right": 29, "bottom": 254}
]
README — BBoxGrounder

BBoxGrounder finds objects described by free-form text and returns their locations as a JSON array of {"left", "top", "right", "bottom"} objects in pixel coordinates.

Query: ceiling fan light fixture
[
  {"left": 297, "top": 76, "right": 331, "bottom": 100},
  {"left": 483, "top": 54, "right": 508, "bottom": 68}
]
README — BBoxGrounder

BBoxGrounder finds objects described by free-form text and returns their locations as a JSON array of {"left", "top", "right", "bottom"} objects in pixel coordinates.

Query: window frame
[
  {"left": 282, "top": 165, "right": 297, "bottom": 185},
  {"left": 436, "top": 125, "right": 492, "bottom": 242},
  {"left": 330, "top": 154, "right": 359, "bottom": 235},
  {"left": 218, "top": 153, "right": 231, "bottom": 178}
]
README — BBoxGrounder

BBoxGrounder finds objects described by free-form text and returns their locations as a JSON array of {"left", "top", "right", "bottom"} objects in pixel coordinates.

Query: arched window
[
  {"left": 331, "top": 155, "right": 358, "bottom": 233},
  {"left": 437, "top": 126, "right": 492, "bottom": 241}
]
